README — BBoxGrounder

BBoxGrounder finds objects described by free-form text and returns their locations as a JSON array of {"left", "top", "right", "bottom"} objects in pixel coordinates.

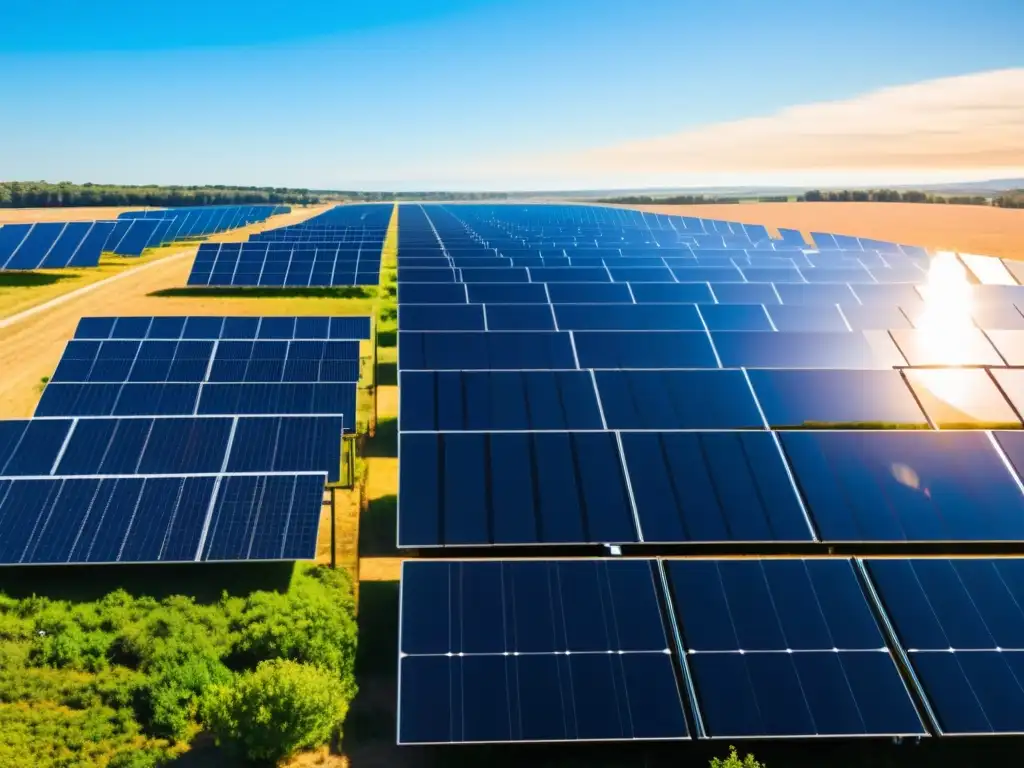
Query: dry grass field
[
  {"left": 0, "top": 206, "right": 147, "bottom": 223},
  {"left": 627, "top": 202, "right": 1024, "bottom": 260}
]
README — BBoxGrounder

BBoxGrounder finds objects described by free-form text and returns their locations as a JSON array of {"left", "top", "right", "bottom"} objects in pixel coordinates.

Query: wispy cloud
[{"left": 463, "top": 68, "right": 1024, "bottom": 190}]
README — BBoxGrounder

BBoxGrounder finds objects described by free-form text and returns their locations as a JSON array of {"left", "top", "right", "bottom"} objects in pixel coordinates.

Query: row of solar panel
[
  {"left": 398, "top": 557, "right": 1024, "bottom": 742},
  {"left": 0, "top": 472, "right": 324, "bottom": 565},
  {"left": 397, "top": 428, "right": 1024, "bottom": 547},
  {"left": 36, "top": 382, "right": 358, "bottom": 423},
  {"left": 187, "top": 253, "right": 381, "bottom": 287},
  {"left": 396, "top": 264, "right": 931, "bottom": 285},
  {"left": 398, "top": 279, "right": 1023, "bottom": 307},
  {"left": 400, "top": 204, "right": 928, "bottom": 254},
  {"left": 397, "top": 328, "right": 1024, "bottom": 369},
  {"left": 197, "top": 242, "right": 385, "bottom": 254},
  {"left": 398, "top": 301, "right": 1024, "bottom": 332},
  {"left": 398, "top": 367, "right": 1024, "bottom": 431},
  {"left": 51, "top": 339, "right": 361, "bottom": 384},
  {"left": 0, "top": 221, "right": 114, "bottom": 270},
  {"left": 396, "top": 252, "right": 928, "bottom": 270},
  {"left": 0, "top": 415, "right": 344, "bottom": 481},
  {"left": 115, "top": 205, "right": 286, "bottom": 248},
  {"left": 72, "top": 315, "right": 372, "bottom": 341}
]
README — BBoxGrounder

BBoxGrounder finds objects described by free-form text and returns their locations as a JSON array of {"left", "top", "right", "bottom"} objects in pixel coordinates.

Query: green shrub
[
  {"left": 711, "top": 746, "right": 765, "bottom": 768},
  {"left": 203, "top": 659, "right": 350, "bottom": 762}
]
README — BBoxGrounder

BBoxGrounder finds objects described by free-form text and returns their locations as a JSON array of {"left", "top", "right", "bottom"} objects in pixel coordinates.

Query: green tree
[
  {"left": 202, "top": 659, "right": 350, "bottom": 763},
  {"left": 710, "top": 746, "right": 765, "bottom": 768}
]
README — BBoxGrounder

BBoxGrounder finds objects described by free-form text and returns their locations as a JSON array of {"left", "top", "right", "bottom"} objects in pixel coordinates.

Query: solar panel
[
  {"left": 620, "top": 431, "right": 813, "bottom": 542},
  {"left": 665, "top": 558, "right": 926, "bottom": 738},
  {"left": 398, "top": 331, "right": 576, "bottom": 371},
  {"left": 747, "top": 369, "right": 929, "bottom": 428},
  {"left": 0, "top": 472, "right": 324, "bottom": 565},
  {"left": 73, "top": 315, "right": 372, "bottom": 340},
  {"left": 397, "top": 431, "right": 637, "bottom": 547},
  {"left": 553, "top": 304, "right": 704, "bottom": 331},
  {"left": 572, "top": 331, "right": 719, "bottom": 369},
  {"left": 904, "top": 369, "right": 1021, "bottom": 428},
  {"left": 398, "top": 559, "right": 689, "bottom": 744},
  {"left": 593, "top": 369, "right": 763, "bottom": 429},
  {"left": 865, "top": 557, "right": 1024, "bottom": 734},
  {"left": 779, "top": 430, "right": 1024, "bottom": 542},
  {"left": 398, "top": 370, "right": 603, "bottom": 431},
  {"left": 712, "top": 331, "right": 899, "bottom": 369},
  {"left": 188, "top": 243, "right": 383, "bottom": 287}
]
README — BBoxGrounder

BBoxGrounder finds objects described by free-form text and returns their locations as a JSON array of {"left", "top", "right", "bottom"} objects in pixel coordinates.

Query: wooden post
[{"left": 330, "top": 488, "right": 337, "bottom": 570}]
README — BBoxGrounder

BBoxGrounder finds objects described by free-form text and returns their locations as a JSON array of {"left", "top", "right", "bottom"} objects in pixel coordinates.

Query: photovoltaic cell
[
  {"left": 779, "top": 430, "right": 1024, "bottom": 542},
  {"left": 747, "top": 369, "right": 928, "bottom": 428},
  {"left": 620, "top": 432, "right": 813, "bottom": 543},
  {"left": 665, "top": 558, "right": 926, "bottom": 738},
  {"left": 398, "top": 559, "right": 688, "bottom": 744},
  {"left": 399, "top": 370, "right": 603, "bottom": 431},
  {"left": 866, "top": 557, "right": 1024, "bottom": 735},
  {"left": 593, "top": 370, "right": 762, "bottom": 429},
  {"left": 398, "top": 331, "right": 576, "bottom": 371},
  {"left": 397, "top": 431, "right": 637, "bottom": 547}
]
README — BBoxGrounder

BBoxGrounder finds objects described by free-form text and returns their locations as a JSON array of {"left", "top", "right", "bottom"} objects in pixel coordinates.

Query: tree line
[
  {"left": 595, "top": 189, "right": 1024, "bottom": 207},
  {"left": 0, "top": 182, "right": 321, "bottom": 208}
]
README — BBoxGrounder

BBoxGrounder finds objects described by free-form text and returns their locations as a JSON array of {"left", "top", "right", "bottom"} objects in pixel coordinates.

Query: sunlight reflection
[{"left": 913, "top": 251, "right": 975, "bottom": 373}]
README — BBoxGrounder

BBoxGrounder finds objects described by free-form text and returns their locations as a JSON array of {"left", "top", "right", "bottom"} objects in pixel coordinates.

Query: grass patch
[
  {"left": 150, "top": 286, "right": 376, "bottom": 300},
  {"left": 359, "top": 496, "right": 398, "bottom": 558},
  {"left": 376, "top": 361, "right": 397, "bottom": 386},
  {"left": 377, "top": 329, "right": 396, "bottom": 347},
  {"left": 364, "top": 418, "right": 397, "bottom": 458},
  {"left": 0, "top": 272, "right": 75, "bottom": 288}
]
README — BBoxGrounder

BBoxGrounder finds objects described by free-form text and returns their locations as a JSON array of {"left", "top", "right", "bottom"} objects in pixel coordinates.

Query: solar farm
[
  {"left": 4, "top": 199, "right": 1024, "bottom": 763},
  {"left": 392, "top": 203, "right": 1024, "bottom": 748}
]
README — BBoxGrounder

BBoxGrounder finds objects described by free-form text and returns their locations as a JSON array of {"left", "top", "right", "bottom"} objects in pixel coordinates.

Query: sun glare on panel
[{"left": 912, "top": 251, "right": 976, "bottom": 375}]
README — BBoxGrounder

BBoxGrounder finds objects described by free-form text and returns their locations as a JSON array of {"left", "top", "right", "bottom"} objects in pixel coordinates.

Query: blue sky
[{"left": 0, "top": 0, "right": 1021, "bottom": 190}]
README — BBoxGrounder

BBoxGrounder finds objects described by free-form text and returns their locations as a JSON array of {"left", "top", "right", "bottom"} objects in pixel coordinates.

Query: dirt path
[{"left": 0, "top": 205, "right": 335, "bottom": 418}]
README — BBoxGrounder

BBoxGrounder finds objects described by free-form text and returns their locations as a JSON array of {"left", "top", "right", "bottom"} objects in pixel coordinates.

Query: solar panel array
[
  {"left": 187, "top": 203, "right": 393, "bottom": 287},
  {"left": 0, "top": 221, "right": 116, "bottom": 270},
  {"left": 0, "top": 314, "right": 371, "bottom": 567},
  {"left": 394, "top": 202, "right": 1024, "bottom": 745},
  {"left": 111, "top": 204, "right": 289, "bottom": 256}
]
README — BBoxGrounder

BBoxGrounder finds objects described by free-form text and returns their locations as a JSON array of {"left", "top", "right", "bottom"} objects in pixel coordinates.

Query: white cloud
[{"left": 459, "top": 68, "right": 1024, "bottom": 190}]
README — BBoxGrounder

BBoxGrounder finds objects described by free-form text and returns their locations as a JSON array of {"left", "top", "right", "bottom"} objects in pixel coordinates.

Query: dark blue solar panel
[
  {"left": 196, "top": 383, "right": 355, "bottom": 426},
  {"left": 3, "top": 223, "right": 65, "bottom": 270},
  {"left": 775, "top": 283, "right": 858, "bottom": 306},
  {"left": 398, "top": 432, "right": 637, "bottom": 547},
  {"left": 710, "top": 283, "right": 781, "bottom": 305},
  {"left": 399, "top": 370, "right": 602, "bottom": 431},
  {"left": 866, "top": 557, "right": 1024, "bottom": 735},
  {"left": 398, "top": 559, "right": 688, "bottom": 745},
  {"left": 573, "top": 331, "right": 718, "bottom": 369},
  {"left": 629, "top": 283, "right": 715, "bottom": 304},
  {"left": 594, "top": 370, "right": 761, "bottom": 429},
  {"left": 398, "top": 283, "right": 467, "bottom": 304},
  {"left": 0, "top": 420, "right": 71, "bottom": 476},
  {"left": 0, "top": 225, "right": 32, "bottom": 268},
  {"left": 554, "top": 304, "right": 703, "bottom": 331},
  {"left": 484, "top": 304, "right": 557, "bottom": 331},
  {"left": 748, "top": 369, "right": 927, "bottom": 428},
  {"left": 112, "top": 219, "right": 162, "bottom": 256},
  {"left": 54, "top": 417, "right": 231, "bottom": 475},
  {"left": 39, "top": 222, "right": 92, "bottom": 269},
  {"left": 780, "top": 431, "right": 1024, "bottom": 542},
  {"left": 621, "top": 432, "right": 811, "bottom": 542},
  {"left": 226, "top": 416, "right": 344, "bottom": 481},
  {"left": 398, "top": 331, "right": 576, "bottom": 371},
  {"left": 545, "top": 283, "right": 632, "bottom": 303},
  {"left": 0, "top": 475, "right": 216, "bottom": 564},
  {"left": 665, "top": 558, "right": 926, "bottom": 738},
  {"left": 713, "top": 331, "right": 891, "bottom": 368},
  {"left": 699, "top": 304, "right": 773, "bottom": 331},
  {"left": 466, "top": 283, "right": 547, "bottom": 304},
  {"left": 399, "top": 304, "right": 484, "bottom": 331},
  {"left": 200, "top": 473, "right": 325, "bottom": 561}
]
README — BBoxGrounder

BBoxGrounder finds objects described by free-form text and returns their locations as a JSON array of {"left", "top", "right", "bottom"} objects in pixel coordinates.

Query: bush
[
  {"left": 711, "top": 746, "right": 765, "bottom": 768},
  {"left": 203, "top": 659, "right": 350, "bottom": 762}
]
